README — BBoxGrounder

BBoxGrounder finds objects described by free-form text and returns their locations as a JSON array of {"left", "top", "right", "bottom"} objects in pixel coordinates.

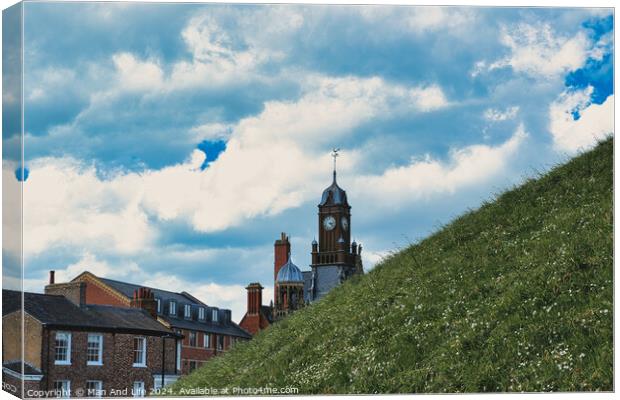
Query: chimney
[
  {"left": 45, "top": 281, "right": 86, "bottom": 307},
  {"left": 130, "top": 287, "right": 158, "bottom": 319},
  {"left": 246, "top": 283, "right": 263, "bottom": 316},
  {"left": 274, "top": 232, "right": 290, "bottom": 282}
]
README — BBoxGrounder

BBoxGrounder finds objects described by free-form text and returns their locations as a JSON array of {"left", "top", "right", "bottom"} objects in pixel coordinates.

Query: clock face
[
  {"left": 323, "top": 216, "right": 336, "bottom": 231},
  {"left": 341, "top": 217, "right": 349, "bottom": 231}
]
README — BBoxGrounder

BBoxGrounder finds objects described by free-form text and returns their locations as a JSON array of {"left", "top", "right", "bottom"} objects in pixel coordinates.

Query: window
[
  {"left": 203, "top": 333, "right": 210, "bottom": 348},
  {"left": 184, "top": 304, "right": 191, "bottom": 319},
  {"left": 189, "top": 331, "right": 197, "bottom": 347},
  {"left": 133, "top": 337, "right": 146, "bottom": 367},
  {"left": 212, "top": 309, "right": 218, "bottom": 322},
  {"left": 53, "top": 380, "right": 70, "bottom": 398},
  {"left": 189, "top": 361, "right": 197, "bottom": 372},
  {"left": 86, "top": 381, "right": 103, "bottom": 398},
  {"left": 133, "top": 381, "right": 145, "bottom": 398},
  {"left": 155, "top": 298, "right": 161, "bottom": 313},
  {"left": 87, "top": 334, "right": 103, "bottom": 365},
  {"left": 169, "top": 300, "right": 176, "bottom": 316},
  {"left": 198, "top": 307, "right": 205, "bottom": 320},
  {"left": 217, "top": 335, "right": 224, "bottom": 351},
  {"left": 54, "top": 332, "right": 71, "bottom": 365}
]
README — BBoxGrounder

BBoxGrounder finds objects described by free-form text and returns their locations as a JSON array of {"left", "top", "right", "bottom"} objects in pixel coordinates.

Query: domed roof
[
  {"left": 276, "top": 258, "right": 304, "bottom": 283},
  {"left": 319, "top": 172, "right": 349, "bottom": 206}
]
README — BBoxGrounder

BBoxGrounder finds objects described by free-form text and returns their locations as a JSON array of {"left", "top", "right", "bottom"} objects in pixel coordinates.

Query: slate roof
[
  {"left": 319, "top": 172, "right": 349, "bottom": 206},
  {"left": 82, "top": 274, "right": 251, "bottom": 339},
  {"left": 2, "top": 290, "right": 178, "bottom": 337},
  {"left": 3, "top": 361, "right": 42, "bottom": 376},
  {"left": 97, "top": 277, "right": 205, "bottom": 306},
  {"left": 260, "top": 305, "right": 274, "bottom": 324}
]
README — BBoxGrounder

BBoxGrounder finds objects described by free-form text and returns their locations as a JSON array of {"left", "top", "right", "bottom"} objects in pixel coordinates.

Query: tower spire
[{"left": 331, "top": 148, "right": 340, "bottom": 183}]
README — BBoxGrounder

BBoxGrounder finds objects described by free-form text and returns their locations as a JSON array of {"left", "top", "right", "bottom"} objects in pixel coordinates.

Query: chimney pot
[{"left": 49, "top": 270, "right": 55, "bottom": 285}]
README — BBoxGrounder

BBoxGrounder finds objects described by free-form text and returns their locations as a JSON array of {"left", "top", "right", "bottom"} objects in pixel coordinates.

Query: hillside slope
[{"left": 171, "top": 138, "right": 613, "bottom": 394}]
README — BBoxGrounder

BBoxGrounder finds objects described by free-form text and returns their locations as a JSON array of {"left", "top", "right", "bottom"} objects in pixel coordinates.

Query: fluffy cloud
[
  {"left": 474, "top": 22, "right": 590, "bottom": 78},
  {"left": 549, "top": 86, "right": 614, "bottom": 153},
  {"left": 19, "top": 74, "right": 450, "bottom": 257},
  {"left": 484, "top": 106, "right": 519, "bottom": 122},
  {"left": 353, "top": 124, "right": 528, "bottom": 207}
]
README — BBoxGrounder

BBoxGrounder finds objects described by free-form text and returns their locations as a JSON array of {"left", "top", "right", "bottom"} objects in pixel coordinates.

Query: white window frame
[
  {"left": 86, "top": 380, "right": 103, "bottom": 398},
  {"left": 203, "top": 333, "right": 210, "bottom": 349},
  {"left": 184, "top": 304, "right": 191, "bottom": 319},
  {"left": 86, "top": 334, "right": 103, "bottom": 366},
  {"left": 133, "top": 381, "right": 145, "bottom": 398},
  {"left": 189, "top": 331, "right": 197, "bottom": 347},
  {"left": 54, "top": 332, "right": 72, "bottom": 365},
  {"left": 155, "top": 298, "right": 161, "bottom": 313},
  {"left": 198, "top": 307, "right": 205, "bottom": 321},
  {"left": 212, "top": 309, "right": 218, "bottom": 322},
  {"left": 53, "top": 380, "right": 71, "bottom": 398},
  {"left": 169, "top": 301, "right": 176, "bottom": 316},
  {"left": 132, "top": 337, "right": 147, "bottom": 367},
  {"left": 217, "top": 335, "right": 224, "bottom": 351}
]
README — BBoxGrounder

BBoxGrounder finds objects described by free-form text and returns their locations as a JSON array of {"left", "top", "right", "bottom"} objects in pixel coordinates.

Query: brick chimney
[
  {"left": 130, "top": 287, "right": 158, "bottom": 319},
  {"left": 274, "top": 232, "right": 290, "bottom": 282},
  {"left": 45, "top": 273, "right": 86, "bottom": 307},
  {"left": 246, "top": 283, "right": 263, "bottom": 316}
]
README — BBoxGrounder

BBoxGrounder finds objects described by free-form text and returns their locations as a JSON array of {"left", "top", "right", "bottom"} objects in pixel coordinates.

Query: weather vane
[{"left": 331, "top": 148, "right": 340, "bottom": 174}]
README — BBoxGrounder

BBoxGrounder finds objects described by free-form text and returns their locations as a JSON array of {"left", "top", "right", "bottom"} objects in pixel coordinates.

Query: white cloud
[
  {"left": 112, "top": 53, "right": 164, "bottom": 92},
  {"left": 54, "top": 252, "right": 142, "bottom": 284},
  {"left": 549, "top": 87, "right": 614, "bottom": 153},
  {"left": 353, "top": 124, "right": 528, "bottom": 207},
  {"left": 189, "top": 122, "right": 235, "bottom": 142},
  {"left": 358, "top": 6, "right": 475, "bottom": 36},
  {"left": 23, "top": 156, "right": 154, "bottom": 256},
  {"left": 476, "top": 22, "right": 590, "bottom": 78},
  {"left": 484, "top": 106, "right": 520, "bottom": 121},
  {"left": 20, "top": 75, "right": 450, "bottom": 257}
]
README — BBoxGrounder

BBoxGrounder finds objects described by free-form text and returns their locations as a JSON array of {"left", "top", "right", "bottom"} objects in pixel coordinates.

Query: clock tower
[{"left": 307, "top": 149, "right": 363, "bottom": 302}]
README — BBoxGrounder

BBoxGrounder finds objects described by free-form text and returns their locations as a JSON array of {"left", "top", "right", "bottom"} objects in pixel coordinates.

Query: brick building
[
  {"left": 240, "top": 157, "right": 363, "bottom": 335},
  {"left": 57, "top": 271, "right": 252, "bottom": 374},
  {"left": 2, "top": 289, "right": 181, "bottom": 398}
]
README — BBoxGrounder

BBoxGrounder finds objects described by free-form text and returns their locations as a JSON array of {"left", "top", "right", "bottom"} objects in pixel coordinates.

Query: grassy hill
[{"left": 171, "top": 138, "right": 613, "bottom": 394}]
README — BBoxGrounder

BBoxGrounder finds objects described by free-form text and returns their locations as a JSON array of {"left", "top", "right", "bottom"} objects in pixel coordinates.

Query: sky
[{"left": 2, "top": 3, "right": 614, "bottom": 322}]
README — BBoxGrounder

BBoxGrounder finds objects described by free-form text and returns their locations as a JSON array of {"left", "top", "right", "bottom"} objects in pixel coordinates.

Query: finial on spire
[{"left": 331, "top": 148, "right": 340, "bottom": 182}]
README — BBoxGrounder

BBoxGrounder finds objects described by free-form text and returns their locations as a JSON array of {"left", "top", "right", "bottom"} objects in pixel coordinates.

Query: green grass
[{"left": 170, "top": 138, "right": 613, "bottom": 394}]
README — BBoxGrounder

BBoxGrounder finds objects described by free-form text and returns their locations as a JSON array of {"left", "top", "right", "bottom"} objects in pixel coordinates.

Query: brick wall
[
  {"left": 83, "top": 281, "right": 127, "bottom": 307},
  {"left": 3, "top": 312, "right": 43, "bottom": 369},
  {"left": 40, "top": 329, "right": 177, "bottom": 396},
  {"left": 44, "top": 282, "right": 86, "bottom": 306}
]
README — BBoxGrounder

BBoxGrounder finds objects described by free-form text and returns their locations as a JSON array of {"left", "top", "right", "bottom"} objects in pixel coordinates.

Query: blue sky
[{"left": 3, "top": 3, "right": 613, "bottom": 321}]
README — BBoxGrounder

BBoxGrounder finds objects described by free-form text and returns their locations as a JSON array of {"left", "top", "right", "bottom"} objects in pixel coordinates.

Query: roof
[
  {"left": 3, "top": 361, "right": 42, "bottom": 376},
  {"left": 96, "top": 276, "right": 205, "bottom": 306},
  {"left": 260, "top": 305, "right": 274, "bottom": 324},
  {"left": 319, "top": 172, "right": 349, "bottom": 206},
  {"left": 276, "top": 259, "right": 304, "bottom": 283},
  {"left": 2, "top": 290, "right": 178, "bottom": 337},
  {"left": 79, "top": 273, "right": 251, "bottom": 339}
]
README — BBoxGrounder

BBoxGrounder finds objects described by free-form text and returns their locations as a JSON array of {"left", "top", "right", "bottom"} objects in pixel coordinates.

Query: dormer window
[
  {"left": 198, "top": 307, "right": 205, "bottom": 321},
  {"left": 169, "top": 300, "right": 176, "bottom": 316},
  {"left": 184, "top": 304, "right": 191, "bottom": 319},
  {"left": 155, "top": 298, "right": 161, "bottom": 313},
  {"left": 212, "top": 309, "right": 219, "bottom": 322}
]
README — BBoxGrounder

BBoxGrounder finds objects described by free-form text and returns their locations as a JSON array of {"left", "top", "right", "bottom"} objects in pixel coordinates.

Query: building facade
[
  {"left": 59, "top": 271, "right": 252, "bottom": 375},
  {"left": 2, "top": 289, "right": 180, "bottom": 398},
  {"left": 240, "top": 163, "right": 364, "bottom": 335}
]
